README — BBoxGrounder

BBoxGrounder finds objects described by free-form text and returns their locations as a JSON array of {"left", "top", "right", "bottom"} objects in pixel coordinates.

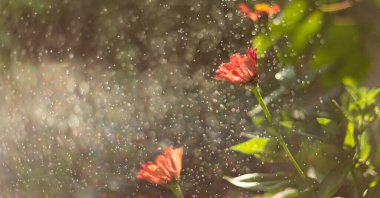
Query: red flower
[
  {"left": 214, "top": 48, "right": 258, "bottom": 84},
  {"left": 137, "top": 146, "right": 183, "bottom": 185},
  {"left": 237, "top": 3, "right": 280, "bottom": 22}
]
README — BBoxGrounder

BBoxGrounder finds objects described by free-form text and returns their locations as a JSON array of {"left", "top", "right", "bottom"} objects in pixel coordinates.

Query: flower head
[
  {"left": 237, "top": 3, "right": 280, "bottom": 22},
  {"left": 137, "top": 146, "right": 183, "bottom": 185},
  {"left": 214, "top": 48, "right": 258, "bottom": 84}
]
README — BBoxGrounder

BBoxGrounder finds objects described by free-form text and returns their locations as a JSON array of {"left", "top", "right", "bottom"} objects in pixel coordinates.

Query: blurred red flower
[
  {"left": 237, "top": 3, "right": 280, "bottom": 22},
  {"left": 214, "top": 48, "right": 258, "bottom": 84},
  {"left": 137, "top": 146, "right": 183, "bottom": 185}
]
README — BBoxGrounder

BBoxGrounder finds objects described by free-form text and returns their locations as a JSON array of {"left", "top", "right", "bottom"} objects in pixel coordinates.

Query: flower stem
[
  {"left": 169, "top": 182, "right": 184, "bottom": 198},
  {"left": 252, "top": 86, "right": 272, "bottom": 123},
  {"left": 252, "top": 85, "right": 315, "bottom": 195}
]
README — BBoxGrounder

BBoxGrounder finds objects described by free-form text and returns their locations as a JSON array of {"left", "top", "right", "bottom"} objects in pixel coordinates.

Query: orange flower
[
  {"left": 137, "top": 146, "right": 183, "bottom": 185},
  {"left": 237, "top": 3, "right": 280, "bottom": 22},
  {"left": 214, "top": 48, "right": 258, "bottom": 84}
]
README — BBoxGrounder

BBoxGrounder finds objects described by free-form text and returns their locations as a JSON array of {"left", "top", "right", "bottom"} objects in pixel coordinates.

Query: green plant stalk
[
  {"left": 252, "top": 86, "right": 273, "bottom": 123},
  {"left": 168, "top": 182, "right": 184, "bottom": 198},
  {"left": 252, "top": 85, "right": 314, "bottom": 193}
]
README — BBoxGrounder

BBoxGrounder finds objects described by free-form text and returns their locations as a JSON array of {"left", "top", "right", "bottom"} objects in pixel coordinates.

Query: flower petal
[{"left": 237, "top": 3, "right": 259, "bottom": 22}]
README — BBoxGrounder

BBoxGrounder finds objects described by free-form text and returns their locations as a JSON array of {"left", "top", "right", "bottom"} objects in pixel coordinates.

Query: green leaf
[
  {"left": 255, "top": 0, "right": 309, "bottom": 57},
  {"left": 340, "top": 85, "right": 380, "bottom": 131},
  {"left": 230, "top": 137, "right": 283, "bottom": 163},
  {"left": 230, "top": 137, "right": 273, "bottom": 155},
  {"left": 292, "top": 11, "right": 324, "bottom": 52},
  {"left": 375, "top": 0, "right": 380, "bottom": 7},
  {"left": 313, "top": 24, "right": 372, "bottom": 87},
  {"left": 317, "top": 154, "right": 354, "bottom": 198},
  {"left": 344, "top": 122, "right": 355, "bottom": 148},
  {"left": 280, "top": 121, "right": 293, "bottom": 129},
  {"left": 253, "top": 34, "right": 272, "bottom": 57},
  {"left": 270, "top": 0, "right": 308, "bottom": 39},
  {"left": 360, "top": 131, "right": 371, "bottom": 162},
  {"left": 223, "top": 172, "right": 295, "bottom": 191},
  {"left": 252, "top": 115, "right": 265, "bottom": 126},
  {"left": 316, "top": 117, "right": 331, "bottom": 126}
]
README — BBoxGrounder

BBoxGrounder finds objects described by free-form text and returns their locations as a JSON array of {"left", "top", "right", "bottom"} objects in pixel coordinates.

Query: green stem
[
  {"left": 252, "top": 85, "right": 315, "bottom": 195},
  {"left": 169, "top": 182, "right": 184, "bottom": 198},
  {"left": 252, "top": 86, "right": 272, "bottom": 123}
]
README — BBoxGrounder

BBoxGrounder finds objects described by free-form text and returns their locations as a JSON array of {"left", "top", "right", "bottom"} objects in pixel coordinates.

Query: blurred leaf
[
  {"left": 297, "top": 142, "right": 350, "bottom": 175},
  {"left": 253, "top": 115, "right": 266, "bottom": 126},
  {"left": 255, "top": 0, "right": 309, "bottom": 56},
  {"left": 292, "top": 11, "right": 324, "bottom": 52},
  {"left": 257, "top": 188, "right": 300, "bottom": 198},
  {"left": 223, "top": 172, "right": 295, "bottom": 191},
  {"left": 316, "top": 117, "right": 331, "bottom": 126},
  {"left": 341, "top": 85, "right": 380, "bottom": 131},
  {"left": 271, "top": 0, "right": 308, "bottom": 39},
  {"left": 230, "top": 137, "right": 283, "bottom": 163},
  {"left": 231, "top": 137, "right": 273, "bottom": 154},
  {"left": 342, "top": 77, "right": 358, "bottom": 87},
  {"left": 254, "top": 34, "right": 272, "bottom": 56},
  {"left": 317, "top": 154, "right": 354, "bottom": 198},
  {"left": 280, "top": 121, "right": 293, "bottom": 129},
  {"left": 360, "top": 131, "right": 371, "bottom": 162},
  {"left": 313, "top": 23, "right": 372, "bottom": 87},
  {"left": 344, "top": 122, "right": 355, "bottom": 148},
  {"left": 375, "top": 0, "right": 380, "bottom": 7},
  {"left": 271, "top": 188, "right": 299, "bottom": 198}
]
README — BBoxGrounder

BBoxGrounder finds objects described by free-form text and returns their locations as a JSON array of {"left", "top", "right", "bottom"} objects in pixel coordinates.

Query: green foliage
[
  {"left": 317, "top": 154, "right": 354, "bottom": 197},
  {"left": 291, "top": 11, "right": 323, "bottom": 52},
  {"left": 254, "top": 34, "right": 272, "bottom": 57},
  {"left": 230, "top": 137, "right": 284, "bottom": 163},
  {"left": 360, "top": 131, "right": 371, "bottom": 162},
  {"left": 232, "top": 0, "right": 379, "bottom": 197},
  {"left": 375, "top": 0, "right": 380, "bottom": 6},
  {"left": 280, "top": 121, "right": 293, "bottom": 129},
  {"left": 316, "top": 117, "right": 331, "bottom": 126},
  {"left": 231, "top": 81, "right": 379, "bottom": 197},
  {"left": 271, "top": 0, "right": 308, "bottom": 39},
  {"left": 223, "top": 172, "right": 295, "bottom": 191},
  {"left": 313, "top": 24, "right": 372, "bottom": 87},
  {"left": 339, "top": 84, "right": 380, "bottom": 131},
  {"left": 344, "top": 122, "right": 356, "bottom": 148}
]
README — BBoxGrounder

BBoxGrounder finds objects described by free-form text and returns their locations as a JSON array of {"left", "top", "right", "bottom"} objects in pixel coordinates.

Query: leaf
[
  {"left": 230, "top": 137, "right": 273, "bottom": 155},
  {"left": 258, "top": 188, "right": 301, "bottom": 198},
  {"left": 271, "top": 188, "right": 299, "bottom": 198},
  {"left": 375, "top": 0, "right": 380, "bottom": 7},
  {"left": 227, "top": 172, "right": 292, "bottom": 182},
  {"left": 292, "top": 11, "right": 324, "bottom": 52},
  {"left": 313, "top": 23, "right": 371, "bottom": 87},
  {"left": 280, "top": 121, "right": 293, "bottom": 129},
  {"left": 317, "top": 154, "right": 354, "bottom": 198},
  {"left": 270, "top": 0, "right": 308, "bottom": 39},
  {"left": 252, "top": 115, "right": 265, "bottom": 126},
  {"left": 360, "top": 131, "right": 371, "bottom": 162},
  {"left": 254, "top": 34, "right": 272, "bottom": 57},
  {"left": 223, "top": 172, "right": 295, "bottom": 191},
  {"left": 316, "top": 117, "right": 331, "bottom": 125},
  {"left": 255, "top": 0, "right": 309, "bottom": 56},
  {"left": 230, "top": 137, "right": 283, "bottom": 163},
  {"left": 340, "top": 85, "right": 380, "bottom": 131},
  {"left": 344, "top": 122, "right": 355, "bottom": 148}
]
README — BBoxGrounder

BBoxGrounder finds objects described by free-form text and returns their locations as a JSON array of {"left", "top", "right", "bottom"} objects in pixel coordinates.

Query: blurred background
[{"left": 0, "top": 0, "right": 379, "bottom": 197}]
